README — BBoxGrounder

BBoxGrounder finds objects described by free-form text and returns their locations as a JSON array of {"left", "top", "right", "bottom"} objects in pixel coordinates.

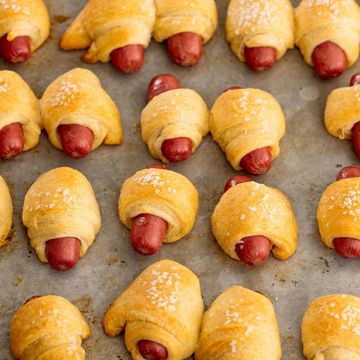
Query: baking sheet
[{"left": 1, "top": 0, "right": 360, "bottom": 359}]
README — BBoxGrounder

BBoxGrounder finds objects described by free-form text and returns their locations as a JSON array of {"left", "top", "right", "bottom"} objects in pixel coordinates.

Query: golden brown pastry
[
  {"left": 295, "top": 0, "right": 360, "bottom": 78},
  {"left": 210, "top": 87, "right": 286, "bottom": 175},
  {"left": 0, "top": 70, "right": 42, "bottom": 160},
  {"left": 212, "top": 178, "right": 298, "bottom": 265},
  {"left": 153, "top": 0, "right": 218, "bottom": 67},
  {"left": 317, "top": 167, "right": 360, "bottom": 259},
  {"left": 0, "top": 0, "right": 50, "bottom": 63},
  {"left": 226, "top": 0, "right": 294, "bottom": 71},
  {"left": 118, "top": 166, "right": 199, "bottom": 255},
  {"left": 59, "top": 0, "right": 156, "bottom": 74},
  {"left": 195, "top": 286, "right": 282, "bottom": 360},
  {"left": 10, "top": 295, "right": 90, "bottom": 360},
  {"left": 141, "top": 87, "right": 209, "bottom": 163},
  {"left": 40, "top": 68, "right": 122, "bottom": 159},
  {"left": 103, "top": 259, "right": 204, "bottom": 360},
  {"left": 0, "top": 175, "right": 12, "bottom": 248},
  {"left": 302, "top": 294, "right": 360, "bottom": 360},
  {"left": 22, "top": 167, "right": 101, "bottom": 271}
]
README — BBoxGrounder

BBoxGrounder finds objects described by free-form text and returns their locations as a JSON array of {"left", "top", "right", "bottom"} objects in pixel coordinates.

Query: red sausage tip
[
  {"left": 240, "top": 147, "right": 273, "bottom": 176},
  {"left": 167, "top": 32, "right": 203, "bottom": 67},
  {"left": 350, "top": 72, "right": 360, "bottom": 87},
  {"left": 110, "top": 44, "right": 144, "bottom": 74},
  {"left": 161, "top": 137, "right": 193, "bottom": 163},
  {"left": 58, "top": 124, "right": 94, "bottom": 159},
  {"left": 312, "top": 41, "right": 347, "bottom": 79},
  {"left": 131, "top": 214, "right": 167, "bottom": 256},
  {"left": 146, "top": 164, "right": 169, "bottom": 170},
  {"left": 224, "top": 175, "right": 251, "bottom": 193},
  {"left": 45, "top": 237, "right": 81, "bottom": 271},
  {"left": 24, "top": 296, "right": 42, "bottom": 305},
  {"left": 235, "top": 235, "right": 271, "bottom": 266},
  {"left": 147, "top": 74, "right": 181, "bottom": 102},
  {"left": 138, "top": 340, "right": 168, "bottom": 360},
  {"left": 0, "top": 35, "right": 31, "bottom": 64},
  {"left": 0, "top": 123, "right": 24, "bottom": 160},
  {"left": 352, "top": 122, "right": 360, "bottom": 159},
  {"left": 333, "top": 237, "right": 360, "bottom": 258},
  {"left": 336, "top": 166, "right": 360, "bottom": 181},
  {"left": 223, "top": 86, "right": 242, "bottom": 93},
  {"left": 244, "top": 47, "right": 276, "bottom": 71}
]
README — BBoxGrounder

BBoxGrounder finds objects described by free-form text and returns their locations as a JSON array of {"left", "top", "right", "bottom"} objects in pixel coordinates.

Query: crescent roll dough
[
  {"left": 0, "top": 70, "right": 42, "bottom": 152},
  {"left": 153, "top": 0, "right": 218, "bottom": 43},
  {"left": 210, "top": 88, "right": 286, "bottom": 171},
  {"left": 40, "top": 68, "right": 122, "bottom": 152},
  {"left": 0, "top": 0, "right": 50, "bottom": 52},
  {"left": 59, "top": 0, "right": 156, "bottom": 64},
  {"left": 212, "top": 181, "right": 297, "bottom": 261},
  {"left": 10, "top": 295, "right": 90, "bottom": 360},
  {"left": 195, "top": 286, "right": 281, "bottom": 360},
  {"left": 103, "top": 259, "right": 204, "bottom": 360},
  {"left": 324, "top": 84, "right": 360, "bottom": 140},
  {"left": 0, "top": 176, "right": 12, "bottom": 248},
  {"left": 295, "top": 0, "right": 360, "bottom": 68},
  {"left": 141, "top": 89, "right": 209, "bottom": 162},
  {"left": 119, "top": 168, "right": 199, "bottom": 243},
  {"left": 317, "top": 178, "right": 360, "bottom": 249},
  {"left": 22, "top": 167, "right": 101, "bottom": 263},
  {"left": 302, "top": 294, "right": 360, "bottom": 360},
  {"left": 226, "top": 0, "right": 294, "bottom": 63}
]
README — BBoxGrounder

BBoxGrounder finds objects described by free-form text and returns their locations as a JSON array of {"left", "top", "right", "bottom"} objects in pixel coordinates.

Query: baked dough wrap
[
  {"left": 40, "top": 68, "right": 122, "bottom": 152},
  {"left": 153, "top": 0, "right": 218, "bottom": 43},
  {"left": 210, "top": 88, "right": 286, "bottom": 171},
  {"left": 141, "top": 88, "right": 209, "bottom": 162},
  {"left": 295, "top": 0, "right": 360, "bottom": 68},
  {"left": 195, "top": 286, "right": 281, "bottom": 360},
  {"left": 226, "top": 0, "right": 294, "bottom": 63},
  {"left": 22, "top": 167, "right": 101, "bottom": 262},
  {"left": 103, "top": 259, "right": 204, "bottom": 360},
  {"left": 59, "top": 0, "right": 156, "bottom": 64},
  {"left": 0, "top": 70, "right": 42, "bottom": 152},
  {"left": 0, "top": 175, "right": 13, "bottom": 248},
  {"left": 10, "top": 295, "right": 90, "bottom": 360},
  {"left": 0, "top": 0, "right": 50, "bottom": 52},
  {"left": 317, "top": 178, "right": 360, "bottom": 249},
  {"left": 119, "top": 168, "right": 199, "bottom": 243},
  {"left": 324, "top": 84, "right": 360, "bottom": 140},
  {"left": 302, "top": 294, "right": 360, "bottom": 360},
  {"left": 211, "top": 181, "right": 297, "bottom": 261}
]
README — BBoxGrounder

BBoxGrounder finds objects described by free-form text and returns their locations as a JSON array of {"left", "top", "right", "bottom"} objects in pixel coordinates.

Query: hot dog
[
  {"left": 244, "top": 47, "right": 277, "bottom": 71},
  {"left": 0, "top": 123, "right": 24, "bottom": 160},
  {"left": 350, "top": 72, "right": 360, "bottom": 86},
  {"left": 349, "top": 74, "right": 360, "bottom": 158},
  {"left": 240, "top": 146, "right": 273, "bottom": 176},
  {"left": 138, "top": 340, "right": 168, "bottom": 360},
  {"left": 130, "top": 164, "right": 169, "bottom": 256},
  {"left": 311, "top": 41, "right": 347, "bottom": 79},
  {"left": 110, "top": 44, "right": 144, "bottom": 74},
  {"left": 167, "top": 32, "right": 203, "bottom": 67},
  {"left": 224, "top": 175, "right": 251, "bottom": 193},
  {"left": 147, "top": 74, "right": 181, "bottom": 102},
  {"left": 45, "top": 237, "right": 81, "bottom": 271},
  {"left": 147, "top": 74, "right": 193, "bottom": 163},
  {"left": 333, "top": 166, "right": 360, "bottom": 258},
  {"left": 223, "top": 86, "right": 242, "bottom": 93},
  {"left": 0, "top": 35, "right": 31, "bottom": 64},
  {"left": 58, "top": 124, "right": 94, "bottom": 159},
  {"left": 223, "top": 176, "right": 271, "bottom": 265}
]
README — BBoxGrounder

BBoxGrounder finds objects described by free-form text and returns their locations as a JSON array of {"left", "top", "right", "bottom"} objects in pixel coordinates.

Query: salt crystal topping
[
  {"left": 144, "top": 269, "right": 182, "bottom": 311},
  {"left": 0, "top": 81, "right": 10, "bottom": 93},
  {"left": 230, "top": 340, "right": 237, "bottom": 353},
  {"left": 135, "top": 171, "right": 175, "bottom": 194},
  {"left": 230, "top": 0, "right": 278, "bottom": 34},
  {"left": 0, "top": 0, "right": 30, "bottom": 15},
  {"left": 353, "top": 85, "right": 360, "bottom": 102},
  {"left": 328, "top": 303, "right": 360, "bottom": 336},
  {"left": 50, "top": 76, "right": 85, "bottom": 107},
  {"left": 303, "top": 0, "right": 351, "bottom": 20}
]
